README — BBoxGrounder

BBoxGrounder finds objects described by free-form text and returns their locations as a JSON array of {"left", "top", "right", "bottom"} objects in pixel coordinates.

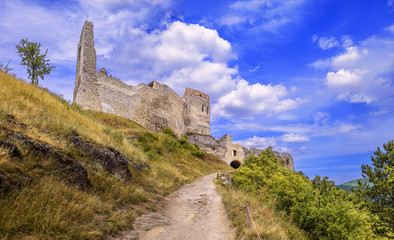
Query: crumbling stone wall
[
  {"left": 220, "top": 135, "right": 245, "bottom": 166},
  {"left": 187, "top": 134, "right": 244, "bottom": 166},
  {"left": 73, "top": 21, "right": 209, "bottom": 137},
  {"left": 188, "top": 134, "right": 294, "bottom": 170},
  {"left": 183, "top": 88, "right": 210, "bottom": 135}
]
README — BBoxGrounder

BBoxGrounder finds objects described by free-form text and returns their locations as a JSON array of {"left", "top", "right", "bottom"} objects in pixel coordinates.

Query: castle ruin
[
  {"left": 74, "top": 21, "right": 210, "bottom": 137},
  {"left": 73, "top": 21, "right": 294, "bottom": 170}
]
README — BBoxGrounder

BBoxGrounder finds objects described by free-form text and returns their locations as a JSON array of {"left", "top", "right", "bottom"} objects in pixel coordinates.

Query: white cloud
[
  {"left": 326, "top": 69, "right": 363, "bottom": 88},
  {"left": 230, "top": 0, "right": 272, "bottom": 11},
  {"left": 311, "top": 36, "right": 394, "bottom": 104},
  {"left": 369, "top": 109, "right": 389, "bottom": 116},
  {"left": 281, "top": 133, "right": 309, "bottom": 142},
  {"left": 249, "top": 65, "right": 260, "bottom": 72},
  {"left": 312, "top": 35, "right": 339, "bottom": 50},
  {"left": 219, "top": 16, "right": 245, "bottom": 26},
  {"left": 220, "top": 0, "right": 307, "bottom": 32},
  {"left": 385, "top": 24, "right": 394, "bottom": 33},
  {"left": 336, "top": 91, "right": 374, "bottom": 104},
  {"left": 376, "top": 77, "right": 392, "bottom": 87},
  {"left": 212, "top": 79, "right": 302, "bottom": 118},
  {"left": 108, "top": 21, "right": 238, "bottom": 99},
  {"left": 332, "top": 46, "right": 361, "bottom": 68},
  {"left": 340, "top": 35, "right": 354, "bottom": 48},
  {"left": 312, "top": 35, "right": 353, "bottom": 50},
  {"left": 236, "top": 136, "right": 277, "bottom": 148}
]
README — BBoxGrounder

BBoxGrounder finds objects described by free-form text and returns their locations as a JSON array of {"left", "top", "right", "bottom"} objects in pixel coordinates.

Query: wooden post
[{"left": 245, "top": 202, "right": 251, "bottom": 229}]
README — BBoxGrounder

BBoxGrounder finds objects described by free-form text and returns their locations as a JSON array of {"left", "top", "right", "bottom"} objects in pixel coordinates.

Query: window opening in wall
[
  {"left": 202, "top": 105, "right": 204, "bottom": 112},
  {"left": 232, "top": 150, "right": 237, "bottom": 156},
  {"left": 207, "top": 107, "right": 209, "bottom": 114}
]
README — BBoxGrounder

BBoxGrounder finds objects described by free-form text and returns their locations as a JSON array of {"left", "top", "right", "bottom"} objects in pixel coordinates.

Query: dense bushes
[{"left": 232, "top": 147, "right": 376, "bottom": 240}]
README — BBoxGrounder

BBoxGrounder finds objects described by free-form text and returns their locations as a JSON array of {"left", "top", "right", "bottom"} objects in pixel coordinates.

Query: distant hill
[{"left": 338, "top": 178, "right": 373, "bottom": 192}]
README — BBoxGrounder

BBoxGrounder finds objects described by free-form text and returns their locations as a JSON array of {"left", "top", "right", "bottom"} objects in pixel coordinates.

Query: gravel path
[{"left": 117, "top": 173, "right": 235, "bottom": 240}]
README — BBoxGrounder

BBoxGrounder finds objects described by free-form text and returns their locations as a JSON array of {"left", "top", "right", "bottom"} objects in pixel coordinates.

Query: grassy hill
[
  {"left": 0, "top": 71, "right": 229, "bottom": 239},
  {"left": 337, "top": 178, "right": 372, "bottom": 192}
]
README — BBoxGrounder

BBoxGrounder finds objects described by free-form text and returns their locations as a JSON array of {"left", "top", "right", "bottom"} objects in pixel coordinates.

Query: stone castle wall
[
  {"left": 73, "top": 21, "right": 209, "bottom": 137},
  {"left": 183, "top": 88, "right": 210, "bottom": 135}
]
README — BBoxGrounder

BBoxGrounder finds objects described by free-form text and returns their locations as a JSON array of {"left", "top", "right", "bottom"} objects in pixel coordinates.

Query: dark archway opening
[{"left": 230, "top": 160, "right": 241, "bottom": 169}]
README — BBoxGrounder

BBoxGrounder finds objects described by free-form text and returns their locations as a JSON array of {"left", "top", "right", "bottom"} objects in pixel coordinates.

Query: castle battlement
[{"left": 183, "top": 88, "right": 209, "bottom": 101}]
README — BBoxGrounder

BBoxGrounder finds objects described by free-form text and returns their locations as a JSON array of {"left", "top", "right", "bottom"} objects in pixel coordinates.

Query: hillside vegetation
[
  {"left": 218, "top": 147, "right": 381, "bottom": 240},
  {"left": 0, "top": 71, "right": 229, "bottom": 239}
]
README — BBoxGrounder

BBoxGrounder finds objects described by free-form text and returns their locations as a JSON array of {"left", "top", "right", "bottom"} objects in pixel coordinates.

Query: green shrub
[
  {"left": 162, "top": 128, "right": 176, "bottom": 137},
  {"left": 232, "top": 148, "right": 376, "bottom": 240}
]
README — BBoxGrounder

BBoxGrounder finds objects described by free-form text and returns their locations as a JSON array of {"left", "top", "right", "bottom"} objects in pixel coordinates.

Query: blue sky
[{"left": 0, "top": 0, "right": 393, "bottom": 184}]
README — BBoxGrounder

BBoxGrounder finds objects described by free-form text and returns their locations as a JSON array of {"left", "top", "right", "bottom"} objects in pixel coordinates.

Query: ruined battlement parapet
[{"left": 183, "top": 88, "right": 209, "bottom": 101}]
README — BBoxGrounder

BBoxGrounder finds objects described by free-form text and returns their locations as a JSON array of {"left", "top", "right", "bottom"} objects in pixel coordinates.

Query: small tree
[
  {"left": 355, "top": 140, "right": 394, "bottom": 238},
  {"left": 16, "top": 38, "right": 55, "bottom": 85}
]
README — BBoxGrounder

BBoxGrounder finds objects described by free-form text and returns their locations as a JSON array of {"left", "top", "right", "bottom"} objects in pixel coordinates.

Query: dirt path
[{"left": 117, "top": 173, "right": 235, "bottom": 240}]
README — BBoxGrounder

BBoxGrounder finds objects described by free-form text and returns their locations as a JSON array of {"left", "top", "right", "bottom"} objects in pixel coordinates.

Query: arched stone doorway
[{"left": 230, "top": 160, "right": 241, "bottom": 169}]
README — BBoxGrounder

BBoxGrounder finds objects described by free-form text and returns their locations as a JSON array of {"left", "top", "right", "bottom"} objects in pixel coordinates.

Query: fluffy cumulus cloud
[
  {"left": 311, "top": 36, "right": 394, "bottom": 105},
  {"left": 109, "top": 21, "right": 238, "bottom": 99},
  {"left": 212, "top": 79, "right": 302, "bottom": 118},
  {"left": 326, "top": 69, "right": 363, "bottom": 88}
]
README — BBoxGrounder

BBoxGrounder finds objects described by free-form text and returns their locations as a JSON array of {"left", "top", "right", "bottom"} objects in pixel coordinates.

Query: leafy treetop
[{"left": 16, "top": 38, "right": 55, "bottom": 85}]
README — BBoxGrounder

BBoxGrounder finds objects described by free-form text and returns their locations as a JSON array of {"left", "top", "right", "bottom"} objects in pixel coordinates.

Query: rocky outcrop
[
  {"left": 242, "top": 146, "right": 295, "bottom": 171},
  {"left": 70, "top": 136, "right": 148, "bottom": 181},
  {"left": 1, "top": 129, "right": 90, "bottom": 190},
  {"left": 275, "top": 152, "right": 295, "bottom": 171},
  {"left": 242, "top": 147, "right": 262, "bottom": 157},
  {"left": 186, "top": 134, "right": 226, "bottom": 159}
]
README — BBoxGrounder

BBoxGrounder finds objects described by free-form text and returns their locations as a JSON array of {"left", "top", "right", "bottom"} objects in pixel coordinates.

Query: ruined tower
[
  {"left": 183, "top": 88, "right": 210, "bottom": 135},
  {"left": 73, "top": 21, "right": 101, "bottom": 111}
]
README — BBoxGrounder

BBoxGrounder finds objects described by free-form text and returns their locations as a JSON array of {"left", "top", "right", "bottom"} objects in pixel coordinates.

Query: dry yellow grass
[
  {"left": 0, "top": 71, "right": 230, "bottom": 239},
  {"left": 216, "top": 173, "right": 308, "bottom": 240}
]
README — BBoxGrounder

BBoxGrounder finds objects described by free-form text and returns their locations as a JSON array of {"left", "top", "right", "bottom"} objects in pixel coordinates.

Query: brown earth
[{"left": 114, "top": 173, "right": 235, "bottom": 240}]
